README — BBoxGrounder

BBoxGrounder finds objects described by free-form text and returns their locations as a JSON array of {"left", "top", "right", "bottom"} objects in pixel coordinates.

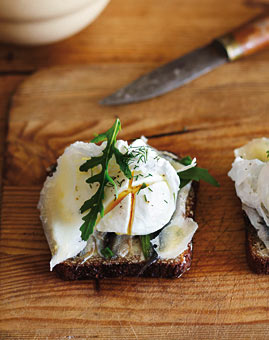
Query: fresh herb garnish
[
  {"left": 134, "top": 173, "right": 144, "bottom": 181},
  {"left": 178, "top": 156, "right": 219, "bottom": 189},
  {"left": 137, "top": 182, "right": 147, "bottom": 194},
  {"left": 267, "top": 150, "right": 269, "bottom": 159},
  {"left": 144, "top": 194, "right": 149, "bottom": 203},
  {"left": 106, "top": 175, "right": 117, "bottom": 188},
  {"left": 128, "top": 145, "right": 149, "bottom": 164},
  {"left": 180, "top": 167, "right": 219, "bottom": 187},
  {"left": 116, "top": 179, "right": 125, "bottom": 187},
  {"left": 79, "top": 119, "right": 132, "bottom": 241},
  {"left": 101, "top": 246, "right": 114, "bottom": 259},
  {"left": 140, "top": 235, "right": 152, "bottom": 259},
  {"left": 148, "top": 187, "right": 153, "bottom": 192},
  {"left": 179, "top": 156, "right": 193, "bottom": 166},
  {"left": 179, "top": 177, "right": 192, "bottom": 189}
]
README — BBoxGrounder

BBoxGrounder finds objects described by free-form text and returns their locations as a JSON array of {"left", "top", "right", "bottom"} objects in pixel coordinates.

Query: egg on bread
[{"left": 38, "top": 119, "right": 218, "bottom": 275}]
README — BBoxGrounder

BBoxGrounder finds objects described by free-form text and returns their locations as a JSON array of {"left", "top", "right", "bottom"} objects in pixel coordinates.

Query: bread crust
[
  {"left": 245, "top": 213, "right": 269, "bottom": 274},
  {"left": 54, "top": 182, "right": 199, "bottom": 280},
  {"left": 55, "top": 246, "right": 192, "bottom": 280}
]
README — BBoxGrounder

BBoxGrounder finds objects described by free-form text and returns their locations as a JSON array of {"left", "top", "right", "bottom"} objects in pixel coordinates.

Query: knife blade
[
  {"left": 101, "top": 43, "right": 227, "bottom": 106},
  {"left": 100, "top": 13, "right": 269, "bottom": 106}
]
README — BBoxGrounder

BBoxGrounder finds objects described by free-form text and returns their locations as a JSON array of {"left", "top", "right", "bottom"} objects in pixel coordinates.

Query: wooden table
[{"left": 1, "top": 1, "right": 269, "bottom": 339}]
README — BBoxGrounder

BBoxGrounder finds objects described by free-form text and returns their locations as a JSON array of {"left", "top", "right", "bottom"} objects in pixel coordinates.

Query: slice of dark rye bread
[
  {"left": 245, "top": 213, "right": 269, "bottom": 274},
  {"left": 54, "top": 181, "right": 199, "bottom": 280}
]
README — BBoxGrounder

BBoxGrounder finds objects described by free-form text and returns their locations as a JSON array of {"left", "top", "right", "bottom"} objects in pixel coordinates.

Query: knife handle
[{"left": 217, "top": 13, "right": 269, "bottom": 60}]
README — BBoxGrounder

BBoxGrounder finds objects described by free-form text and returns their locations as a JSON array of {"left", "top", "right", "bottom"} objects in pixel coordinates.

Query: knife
[{"left": 100, "top": 13, "right": 269, "bottom": 105}]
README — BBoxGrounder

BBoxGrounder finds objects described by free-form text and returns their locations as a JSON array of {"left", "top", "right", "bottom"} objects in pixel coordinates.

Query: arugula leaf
[
  {"left": 179, "top": 156, "right": 193, "bottom": 166},
  {"left": 79, "top": 119, "right": 132, "bottom": 241},
  {"left": 140, "top": 235, "right": 152, "bottom": 259},
  {"left": 177, "top": 155, "right": 219, "bottom": 189},
  {"left": 179, "top": 166, "right": 220, "bottom": 188},
  {"left": 114, "top": 148, "right": 132, "bottom": 178},
  {"left": 101, "top": 246, "right": 114, "bottom": 259},
  {"left": 179, "top": 178, "right": 191, "bottom": 189}
]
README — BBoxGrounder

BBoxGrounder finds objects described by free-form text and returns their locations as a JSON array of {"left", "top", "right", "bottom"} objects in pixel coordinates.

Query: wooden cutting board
[{"left": 1, "top": 61, "right": 269, "bottom": 339}]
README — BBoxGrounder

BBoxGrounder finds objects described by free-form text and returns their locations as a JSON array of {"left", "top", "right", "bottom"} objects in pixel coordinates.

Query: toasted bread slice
[
  {"left": 245, "top": 213, "right": 269, "bottom": 274},
  {"left": 54, "top": 182, "right": 198, "bottom": 280}
]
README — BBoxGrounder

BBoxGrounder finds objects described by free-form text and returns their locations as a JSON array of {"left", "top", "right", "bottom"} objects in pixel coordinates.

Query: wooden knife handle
[{"left": 217, "top": 13, "right": 269, "bottom": 60}]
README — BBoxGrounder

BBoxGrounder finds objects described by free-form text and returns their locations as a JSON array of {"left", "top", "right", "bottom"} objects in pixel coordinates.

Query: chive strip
[
  {"left": 101, "top": 246, "right": 114, "bottom": 259},
  {"left": 140, "top": 235, "right": 152, "bottom": 259}
]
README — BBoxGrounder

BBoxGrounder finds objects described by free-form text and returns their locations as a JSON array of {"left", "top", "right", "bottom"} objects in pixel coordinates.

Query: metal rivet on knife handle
[{"left": 217, "top": 13, "right": 269, "bottom": 61}]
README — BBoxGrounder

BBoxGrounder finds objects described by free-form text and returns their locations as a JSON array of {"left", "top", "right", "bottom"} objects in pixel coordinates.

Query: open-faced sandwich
[
  {"left": 228, "top": 138, "right": 269, "bottom": 274},
  {"left": 38, "top": 119, "right": 218, "bottom": 280}
]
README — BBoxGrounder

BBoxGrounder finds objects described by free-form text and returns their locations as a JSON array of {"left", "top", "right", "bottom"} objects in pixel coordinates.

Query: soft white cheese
[
  {"left": 150, "top": 183, "right": 198, "bottom": 259},
  {"left": 235, "top": 137, "right": 269, "bottom": 162},
  {"left": 228, "top": 138, "right": 269, "bottom": 248},
  {"left": 38, "top": 141, "right": 103, "bottom": 270}
]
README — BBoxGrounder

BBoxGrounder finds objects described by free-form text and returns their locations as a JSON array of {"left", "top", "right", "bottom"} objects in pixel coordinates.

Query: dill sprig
[
  {"left": 144, "top": 194, "right": 149, "bottom": 203},
  {"left": 128, "top": 145, "right": 149, "bottom": 165},
  {"left": 137, "top": 183, "right": 147, "bottom": 195}
]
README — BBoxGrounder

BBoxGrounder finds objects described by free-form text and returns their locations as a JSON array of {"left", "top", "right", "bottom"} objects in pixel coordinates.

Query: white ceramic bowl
[{"left": 0, "top": 0, "right": 110, "bottom": 45}]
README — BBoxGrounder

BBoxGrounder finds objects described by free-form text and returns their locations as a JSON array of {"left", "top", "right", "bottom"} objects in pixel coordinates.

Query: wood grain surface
[
  {"left": 0, "top": 76, "right": 26, "bottom": 188},
  {"left": 1, "top": 59, "right": 269, "bottom": 339}
]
